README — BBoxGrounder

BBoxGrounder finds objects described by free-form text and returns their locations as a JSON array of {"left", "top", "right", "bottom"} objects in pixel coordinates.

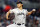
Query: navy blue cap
[{"left": 16, "top": 1, "right": 23, "bottom": 4}]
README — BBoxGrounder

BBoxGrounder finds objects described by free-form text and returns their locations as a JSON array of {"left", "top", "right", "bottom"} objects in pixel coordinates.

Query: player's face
[{"left": 17, "top": 3, "right": 23, "bottom": 8}]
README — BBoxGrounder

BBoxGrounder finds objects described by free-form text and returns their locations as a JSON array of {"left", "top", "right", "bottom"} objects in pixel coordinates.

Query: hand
[
  {"left": 6, "top": 18, "right": 10, "bottom": 20},
  {"left": 6, "top": 18, "right": 8, "bottom": 20},
  {"left": 32, "top": 9, "right": 36, "bottom": 12}
]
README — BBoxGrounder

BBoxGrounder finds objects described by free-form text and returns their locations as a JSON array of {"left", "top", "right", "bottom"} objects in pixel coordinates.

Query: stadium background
[{"left": 0, "top": 0, "right": 40, "bottom": 27}]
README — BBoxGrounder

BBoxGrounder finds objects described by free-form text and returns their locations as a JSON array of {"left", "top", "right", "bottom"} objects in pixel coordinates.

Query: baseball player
[{"left": 6, "top": 1, "right": 36, "bottom": 27}]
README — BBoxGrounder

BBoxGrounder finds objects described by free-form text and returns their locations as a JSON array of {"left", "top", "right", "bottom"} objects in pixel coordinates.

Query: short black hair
[{"left": 16, "top": 1, "right": 23, "bottom": 4}]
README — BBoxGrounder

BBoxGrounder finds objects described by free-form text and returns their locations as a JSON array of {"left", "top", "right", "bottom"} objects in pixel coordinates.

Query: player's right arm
[{"left": 6, "top": 10, "right": 10, "bottom": 20}]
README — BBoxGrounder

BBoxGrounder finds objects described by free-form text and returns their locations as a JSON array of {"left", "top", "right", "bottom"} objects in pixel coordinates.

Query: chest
[{"left": 14, "top": 9, "right": 27, "bottom": 15}]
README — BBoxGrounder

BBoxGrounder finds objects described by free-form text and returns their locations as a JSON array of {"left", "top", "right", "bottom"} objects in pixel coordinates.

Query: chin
[{"left": 18, "top": 7, "right": 20, "bottom": 8}]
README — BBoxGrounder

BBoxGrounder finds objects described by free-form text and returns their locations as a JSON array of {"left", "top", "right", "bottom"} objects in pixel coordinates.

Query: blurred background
[{"left": 0, "top": 0, "right": 40, "bottom": 27}]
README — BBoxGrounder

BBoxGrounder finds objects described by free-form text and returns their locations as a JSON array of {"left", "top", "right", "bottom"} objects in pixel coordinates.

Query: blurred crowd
[{"left": 0, "top": 0, "right": 40, "bottom": 27}]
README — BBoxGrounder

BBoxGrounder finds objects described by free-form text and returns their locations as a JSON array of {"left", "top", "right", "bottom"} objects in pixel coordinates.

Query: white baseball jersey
[{"left": 9, "top": 8, "right": 28, "bottom": 24}]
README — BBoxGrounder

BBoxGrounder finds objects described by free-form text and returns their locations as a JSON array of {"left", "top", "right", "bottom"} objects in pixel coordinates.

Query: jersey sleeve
[
  {"left": 26, "top": 10, "right": 28, "bottom": 15},
  {"left": 9, "top": 9, "right": 14, "bottom": 13}
]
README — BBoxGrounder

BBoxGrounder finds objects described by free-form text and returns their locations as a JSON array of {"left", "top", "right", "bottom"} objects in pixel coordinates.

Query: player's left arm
[{"left": 28, "top": 9, "right": 36, "bottom": 15}]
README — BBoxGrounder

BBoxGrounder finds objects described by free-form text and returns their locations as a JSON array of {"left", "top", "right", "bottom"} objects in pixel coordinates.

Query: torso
[{"left": 10, "top": 8, "right": 28, "bottom": 24}]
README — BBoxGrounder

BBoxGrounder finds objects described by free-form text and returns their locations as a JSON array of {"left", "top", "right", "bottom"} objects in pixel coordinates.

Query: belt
[
  {"left": 15, "top": 23, "right": 25, "bottom": 25},
  {"left": 17, "top": 24, "right": 21, "bottom": 25}
]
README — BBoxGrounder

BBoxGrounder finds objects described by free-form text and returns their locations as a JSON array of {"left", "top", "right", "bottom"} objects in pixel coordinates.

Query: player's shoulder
[
  {"left": 23, "top": 9, "right": 28, "bottom": 11},
  {"left": 12, "top": 8, "right": 18, "bottom": 10},
  {"left": 9, "top": 8, "right": 17, "bottom": 11}
]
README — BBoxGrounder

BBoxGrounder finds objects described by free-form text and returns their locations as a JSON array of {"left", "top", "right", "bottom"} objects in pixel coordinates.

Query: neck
[{"left": 18, "top": 6, "right": 23, "bottom": 10}]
